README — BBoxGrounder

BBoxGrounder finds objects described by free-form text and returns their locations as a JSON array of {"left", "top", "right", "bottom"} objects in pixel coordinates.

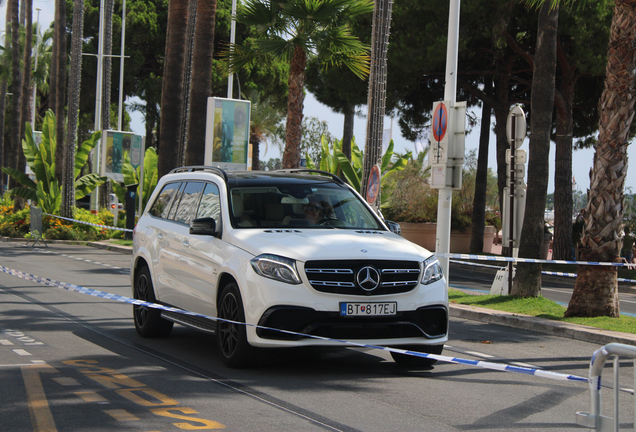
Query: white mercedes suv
[{"left": 131, "top": 167, "right": 448, "bottom": 368}]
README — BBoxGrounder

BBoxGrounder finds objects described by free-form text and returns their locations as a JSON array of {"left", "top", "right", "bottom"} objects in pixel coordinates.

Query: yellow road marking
[
  {"left": 21, "top": 364, "right": 59, "bottom": 432},
  {"left": 103, "top": 409, "right": 140, "bottom": 421}
]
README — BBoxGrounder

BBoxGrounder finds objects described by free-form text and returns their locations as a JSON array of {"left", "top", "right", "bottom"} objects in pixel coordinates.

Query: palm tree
[
  {"left": 184, "top": 0, "right": 217, "bottom": 166},
  {"left": 229, "top": 0, "right": 373, "bottom": 169},
  {"left": 51, "top": 0, "right": 67, "bottom": 184},
  {"left": 512, "top": 2, "right": 559, "bottom": 297},
  {"left": 157, "top": 0, "right": 190, "bottom": 178},
  {"left": 18, "top": 0, "right": 33, "bottom": 177},
  {"left": 566, "top": 0, "right": 636, "bottom": 317},
  {"left": 8, "top": 0, "right": 22, "bottom": 192},
  {"left": 61, "top": 0, "right": 86, "bottom": 217},
  {"left": 0, "top": 0, "right": 12, "bottom": 193}
]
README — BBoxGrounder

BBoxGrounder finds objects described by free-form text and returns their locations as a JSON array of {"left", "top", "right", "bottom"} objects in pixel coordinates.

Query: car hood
[{"left": 227, "top": 228, "right": 433, "bottom": 262}]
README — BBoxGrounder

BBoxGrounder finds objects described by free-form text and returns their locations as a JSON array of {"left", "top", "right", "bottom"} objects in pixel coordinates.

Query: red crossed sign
[{"left": 432, "top": 102, "right": 448, "bottom": 142}]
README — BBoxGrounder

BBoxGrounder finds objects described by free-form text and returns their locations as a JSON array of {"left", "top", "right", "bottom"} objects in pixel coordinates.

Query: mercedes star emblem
[{"left": 356, "top": 266, "right": 380, "bottom": 291}]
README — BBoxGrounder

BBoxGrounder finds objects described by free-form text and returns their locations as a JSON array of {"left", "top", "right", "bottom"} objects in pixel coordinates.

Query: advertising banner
[
  {"left": 204, "top": 97, "right": 251, "bottom": 170},
  {"left": 101, "top": 130, "right": 143, "bottom": 182}
]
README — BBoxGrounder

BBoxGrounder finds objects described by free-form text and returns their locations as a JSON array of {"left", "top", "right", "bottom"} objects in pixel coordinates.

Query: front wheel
[
  {"left": 390, "top": 344, "right": 444, "bottom": 368},
  {"left": 133, "top": 266, "right": 173, "bottom": 338},
  {"left": 217, "top": 282, "right": 257, "bottom": 368}
]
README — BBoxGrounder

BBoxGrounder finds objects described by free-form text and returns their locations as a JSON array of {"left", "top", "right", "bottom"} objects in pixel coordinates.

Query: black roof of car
[{"left": 169, "top": 167, "right": 345, "bottom": 188}]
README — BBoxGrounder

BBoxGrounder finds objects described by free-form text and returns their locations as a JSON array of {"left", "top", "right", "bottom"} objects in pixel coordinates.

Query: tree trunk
[
  {"left": 566, "top": 0, "right": 636, "bottom": 318},
  {"left": 98, "top": 0, "right": 114, "bottom": 212},
  {"left": 18, "top": 0, "right": 33, "bottom": 178},
  {"left": 52, "top": 0, "right": 66, "bottom": 185},
  {"left": 179, "top": 0, "right": 197, "bottom": 166},
  {"left": 283, "top": 45, "right": 306, "bottom": 169},
  {"left": 185, "top": 0, "right": 216, "bottom": 166},
  {"left": 494, "top": 60, "right": 511, "bottom": 247},
  {"left": 102, "top": 0, "right": 114, "bottom": 131},
  {"left": 553, "top": 49, "right": 576, "bottom": 261},
  {"left": 9, "top": 0, "right": 22, "bottom": 192},
  {"left": 512, "top": 3, "right": 559, "bottom": 297},
  {"left": 470, "top": 84, "right": 492, "bottom": 254},
  {"left": 61, "top": 0, "right": 85, "bottom": 218},
  {"left": 0, "top": 2, "right": 12, "bottom": 193},
  {"left": 342, "top": 104, "right": 354, "bottom": 160},
  {"left": 250, "top": 133, "right": 260, "bottom": 171},
  {"left": 157, "top": 0, "right": 190, "bottom": 178}
]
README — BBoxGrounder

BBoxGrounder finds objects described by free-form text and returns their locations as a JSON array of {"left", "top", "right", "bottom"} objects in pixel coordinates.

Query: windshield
[{"left": 228, "top": 183, "right": 383, "bottom": 230}]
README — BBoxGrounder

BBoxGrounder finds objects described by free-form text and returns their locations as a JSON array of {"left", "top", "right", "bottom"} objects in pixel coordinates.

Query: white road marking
[
  {"left": 465, "top": 351, "right": 495, "bottom": 358},
  {"left": 13, "top": 349, "right": 32, "bottom": 356}
]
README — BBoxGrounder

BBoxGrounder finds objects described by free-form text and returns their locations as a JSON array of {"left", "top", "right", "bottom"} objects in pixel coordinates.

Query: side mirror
[
  {"left": 190, "top": 217, "right": 219, "bottom": 237},
  {"left": 385, "top": 220, "right": 401, "bottom": 235}
]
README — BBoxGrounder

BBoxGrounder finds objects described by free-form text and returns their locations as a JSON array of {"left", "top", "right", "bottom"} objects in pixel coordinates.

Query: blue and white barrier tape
[
  {"left": 438, "top": 252, "right": 633, "bottom": 268},
  {"left": 43, "top": 213, "right": 133, "bottom": 233},
  {"left": 449, "top": 259, "right": 636, "bottom": 284},
  {"left": 0, "top": 263, "right": 588, "bottom": 384}
]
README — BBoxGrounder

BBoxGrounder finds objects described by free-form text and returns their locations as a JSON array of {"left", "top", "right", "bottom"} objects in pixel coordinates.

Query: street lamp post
[
  {"left": 31, "top": 7, "right": 41, "bottom": 129},
  {"left": 227, "top": 0, "right": 237, "bottom": 98},
  {"left": 117, "top": 0, "right": 126, "bottom": 130}
]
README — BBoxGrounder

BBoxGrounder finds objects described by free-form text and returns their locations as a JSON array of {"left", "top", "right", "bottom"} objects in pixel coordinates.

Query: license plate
[{"left": 340, "top": 302, "right": 397, "bottom": 317}]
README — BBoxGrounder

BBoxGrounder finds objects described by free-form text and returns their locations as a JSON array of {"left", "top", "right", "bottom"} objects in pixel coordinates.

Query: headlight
[
  {"left": 250, "top": 254, "right": 302, "bottom": 284},
  {"left": 421, "top": 256, "right": 443, "bottom": 285}
]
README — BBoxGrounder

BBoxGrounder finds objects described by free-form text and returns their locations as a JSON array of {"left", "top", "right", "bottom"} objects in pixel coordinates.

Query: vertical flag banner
[
  {"left": 205, "top": 97, "right": 251, "bottom": 170},
  {"left": 101, "top": 131, "right": 143, "bottom": 182}
]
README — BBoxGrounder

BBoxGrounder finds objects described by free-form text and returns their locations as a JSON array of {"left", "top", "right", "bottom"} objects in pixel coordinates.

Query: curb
[
  {"left": 450, "top": 303, "right": 636, "bottom": 346},
  {"left": 86, "top": 241, "right": 133, "bottom": 254}
]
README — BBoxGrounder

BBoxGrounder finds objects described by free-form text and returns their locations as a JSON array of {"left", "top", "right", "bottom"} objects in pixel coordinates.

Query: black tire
[
  {"left": 390, "top": 345, "right": 444, "bottom": 368},
  {"left": 217, "top": 282, "right": 257, "bottom": 368},
  {"left": 133, "top": 266, "right": 173, "bottom": 338}
]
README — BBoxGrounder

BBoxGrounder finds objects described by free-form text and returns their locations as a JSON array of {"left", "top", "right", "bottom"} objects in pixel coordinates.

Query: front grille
[
  {"left": 304, "top": 260, "right": 421, "bottom": 295},
  {"left": 256, "top": 305, "right": 448, "bottom": 341}
]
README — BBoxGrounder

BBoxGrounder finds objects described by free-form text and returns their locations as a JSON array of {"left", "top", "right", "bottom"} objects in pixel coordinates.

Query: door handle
[
  {"left": 157, "top": 233, "right": 163, "bottom": 239},
  {"left": 182, "top": 240, "right": 189, "bottom": 247}
]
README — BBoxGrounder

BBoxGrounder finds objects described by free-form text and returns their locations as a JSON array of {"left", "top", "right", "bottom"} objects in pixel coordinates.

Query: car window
[
  {"left": 173, "top": 182, "right": 205, "bottom": 224},
  {"left": 149, "top": 182, "right": 182, "bottom": 219},
  {"left": 228, "top": 183, "right": 383, "bottom": 230},
  {"left": 166, "top": 183, "right": 186, "bottom": 221},
  {"left": 196, "top": 183, "right": 221, "bottom": 227}
]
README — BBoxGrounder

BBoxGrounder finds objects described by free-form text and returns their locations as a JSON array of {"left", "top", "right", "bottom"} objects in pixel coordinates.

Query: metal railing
[{"left": 577, "top": 343, "right": 636, "bottom": 431}]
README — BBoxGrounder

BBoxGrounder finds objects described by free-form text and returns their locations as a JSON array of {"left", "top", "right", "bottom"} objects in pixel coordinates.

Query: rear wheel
[
  {"left": 390, "top": 344, "right": 444, "bottom": 368},
  {"left": 133, "top": 266, "right": 173, "bottom": 338},
  {"left": 217, "top": 282, "right": 257, "bottom": 368}
]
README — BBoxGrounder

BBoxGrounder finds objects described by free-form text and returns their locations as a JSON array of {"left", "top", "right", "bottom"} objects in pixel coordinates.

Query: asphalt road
[{"left": 0, "top": 242, "right": 633, "bottom": 431}]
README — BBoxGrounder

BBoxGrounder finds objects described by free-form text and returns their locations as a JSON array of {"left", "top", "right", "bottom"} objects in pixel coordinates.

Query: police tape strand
[
  {"left": 437, "top": 252, "right": 633, "bottom": 267},
  {"left": 0, "top": 263, "right": 588, "bottom": 384},
  {"left": 43, "top": 213, "right": 134, "bottom": 233},
  {"left": 448, "top": 259, "right": 636, "bottom": 284}
]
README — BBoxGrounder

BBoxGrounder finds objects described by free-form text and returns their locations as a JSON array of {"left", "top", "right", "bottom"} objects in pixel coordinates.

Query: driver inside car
[{"left": 303, "top": 197, "right": 335, "bottom": 225}]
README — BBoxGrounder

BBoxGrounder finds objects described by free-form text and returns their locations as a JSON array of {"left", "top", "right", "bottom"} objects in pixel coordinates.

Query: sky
[{"left": 1, "top": 1, "right": 632, "bottom": 195}]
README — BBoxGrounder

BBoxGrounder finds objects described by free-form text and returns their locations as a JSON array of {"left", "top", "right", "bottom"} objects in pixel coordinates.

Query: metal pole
[
  {"left": 31, "top": 8, "right": 41, "bottom": 128},
  {"left": 117, "top": 0, "right": 126, "bottom": 131},
  {"left": 436, "top": 0, "right": 460, "bottom": 285},
  {"left": 508, "top": 115, "right": 515, "bottom": 295},
  {"left": 91, "top": 0, "right": 106, "bottom": 211},
  {"left": 227, "top": 0, "right": 237, "bottom": 98}
]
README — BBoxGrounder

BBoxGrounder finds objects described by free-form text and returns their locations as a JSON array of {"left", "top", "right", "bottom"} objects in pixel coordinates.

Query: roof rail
[
  {"left": 275, "top": 169, "right": 344, "bottom": 185},
  {"left": 169, "top": 166, "right": 228, "bottom": 182}
]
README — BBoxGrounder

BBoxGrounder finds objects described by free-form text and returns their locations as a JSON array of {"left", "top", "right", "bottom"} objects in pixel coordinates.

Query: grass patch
[
  {"left": 449, "top": 288, "right": 636, "bottom": 334},
  {"left": 107, "top": 239, "right": 133, "bottom": 247}
]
